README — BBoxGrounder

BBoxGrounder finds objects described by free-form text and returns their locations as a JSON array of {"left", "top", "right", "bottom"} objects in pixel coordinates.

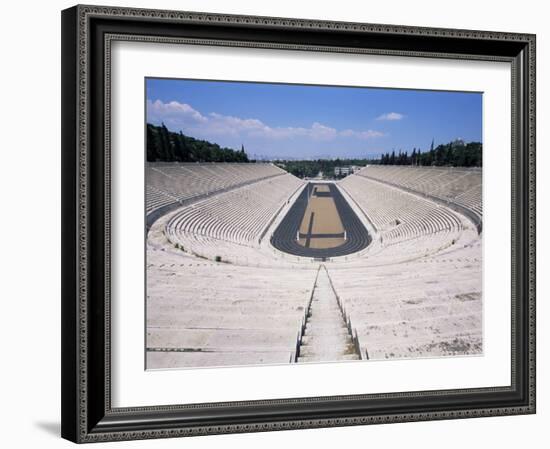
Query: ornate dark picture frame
[{"left": 61, "top": 4, "right": 536, "bottom": 443}]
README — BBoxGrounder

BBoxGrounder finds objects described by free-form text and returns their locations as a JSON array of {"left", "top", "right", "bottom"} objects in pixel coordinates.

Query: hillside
[{"left": 146, "top": 123, "right": 249, "bottom": 163}]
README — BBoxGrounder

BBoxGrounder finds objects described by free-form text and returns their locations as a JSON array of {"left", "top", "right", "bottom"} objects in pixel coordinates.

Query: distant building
[
  {"left": 334, "top": 166, "right": 362, "bottom": 177},
  {"left": 334, "top": 166, "right": 350, "bottom": 177}
]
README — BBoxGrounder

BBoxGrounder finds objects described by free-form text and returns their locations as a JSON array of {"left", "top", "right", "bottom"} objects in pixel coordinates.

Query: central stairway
[{"left": 297, "top": 266, "right": 361, "bottom": 363}]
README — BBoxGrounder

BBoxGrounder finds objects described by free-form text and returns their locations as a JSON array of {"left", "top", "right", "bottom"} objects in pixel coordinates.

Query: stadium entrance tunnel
[{"left": 271, "top": 183, "right": 371, "bottom": 259}]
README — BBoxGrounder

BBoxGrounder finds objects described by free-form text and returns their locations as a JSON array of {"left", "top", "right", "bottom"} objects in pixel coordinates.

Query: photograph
[{"left": 145, "top": 78, "right": 483, "bottom": 370}]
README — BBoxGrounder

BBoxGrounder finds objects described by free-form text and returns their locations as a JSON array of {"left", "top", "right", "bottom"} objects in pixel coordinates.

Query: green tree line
[
  {"left": 276, "top": 158, "right": 378, "bottom": 179},
  {"left": 379, "top": 140, "right": 482, "bottom": 167},
  {"left": 276, "top": 139, "right": 482, "bottom": 179},
  {"left": 146, "top": 123, "right": 249, "bottom": 163}
]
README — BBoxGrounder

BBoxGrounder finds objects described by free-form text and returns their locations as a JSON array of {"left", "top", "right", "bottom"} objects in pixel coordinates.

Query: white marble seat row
[
  {"left": 339, "top": 175, "right": 464, "bottom": 259},
  {"left": 146, "top": 162, "right": 286, "bottom": 215},
  {"left": 355, "top": 165, "right": 482, "bottom": 219},
  {"left": 164, "top": 174, "right": 304, "bottom": 262},
  {"left": 328, "top": 239, "right": 482, "bottom": 360}
]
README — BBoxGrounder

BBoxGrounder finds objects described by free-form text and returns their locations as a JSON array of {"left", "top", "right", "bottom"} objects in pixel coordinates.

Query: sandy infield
[{"left": 298, "top": 186, "right": 345, "bottom": 248}]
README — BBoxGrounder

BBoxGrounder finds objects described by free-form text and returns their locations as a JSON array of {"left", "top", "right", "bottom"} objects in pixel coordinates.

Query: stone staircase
[{"left": 297, "top": 266, "right": 361, "bottom": 363}]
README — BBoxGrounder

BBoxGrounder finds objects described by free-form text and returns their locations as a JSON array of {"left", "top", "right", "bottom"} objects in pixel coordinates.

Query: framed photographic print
[{"left": 61, "top": 4, "right": 536, "bottom": 443}]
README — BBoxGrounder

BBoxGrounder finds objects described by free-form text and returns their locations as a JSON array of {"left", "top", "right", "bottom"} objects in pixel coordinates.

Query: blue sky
[{"left": 146, "top": 78, "right": 482, "bottom": 160}]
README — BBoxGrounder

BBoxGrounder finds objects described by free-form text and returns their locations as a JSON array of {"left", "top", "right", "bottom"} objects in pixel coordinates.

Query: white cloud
[
  {"left": 147, "top": 99, "right": 384, "bottom": 142},
  {"left": 147, "top": 99, "right": 207, "bottom": 124},
  {"left": 376, "top": 112, "right": 405, "bottom": 121},
  {"left": 340, "top": 129, "right": 384, "bottom": 139},
  {"left": 310, "top": 122, "right": 338, "bottom": 140}
]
